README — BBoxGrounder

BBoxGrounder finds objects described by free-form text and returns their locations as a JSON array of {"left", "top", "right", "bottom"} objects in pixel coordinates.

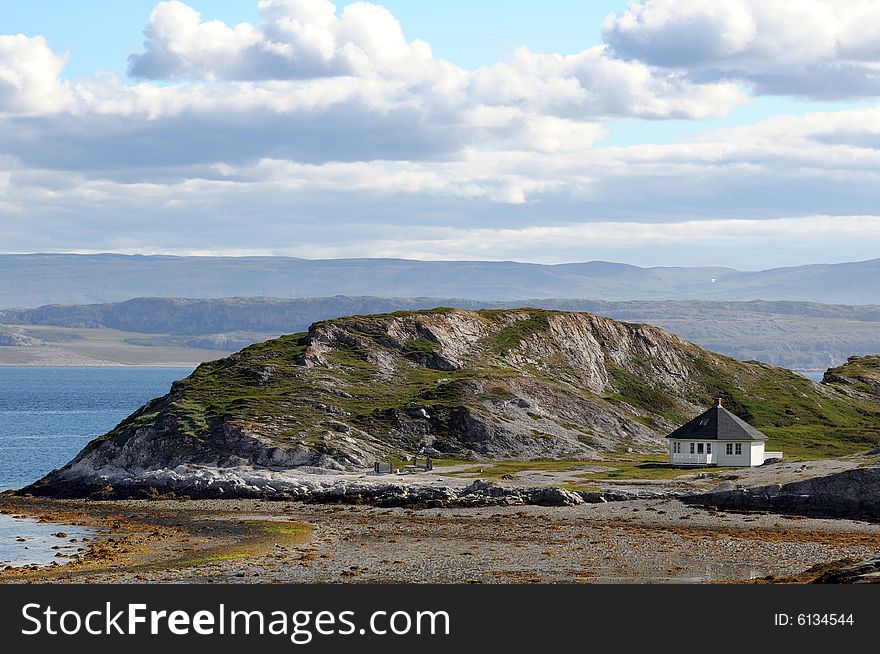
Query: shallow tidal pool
[{"left": 0, "top": 513, "right": 95, "bottom": 569}]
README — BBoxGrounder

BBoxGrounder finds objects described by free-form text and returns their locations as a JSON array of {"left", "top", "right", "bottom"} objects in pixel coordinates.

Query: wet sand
[{"left": 2, "top": 494, "right": 878, "bottom": 584}]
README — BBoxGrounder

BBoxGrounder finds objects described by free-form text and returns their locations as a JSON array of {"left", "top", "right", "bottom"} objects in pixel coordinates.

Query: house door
[{"left": 697, "top": 443, "right": 704, "bottom": 455}]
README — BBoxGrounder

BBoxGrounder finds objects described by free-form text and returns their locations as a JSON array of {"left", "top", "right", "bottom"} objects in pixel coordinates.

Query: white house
[{"left": 667, "top": 398, "right": 782, "bottom": 467}]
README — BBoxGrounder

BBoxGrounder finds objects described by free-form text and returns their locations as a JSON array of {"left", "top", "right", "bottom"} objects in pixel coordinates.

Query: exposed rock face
[
  {"left": 683, "top": 465, "right": 880, "bottom": 521},
  {"left": 823, "top": 355, "right": 880, "bottom": 400},
  {"left": 22, "top": 464, "right": 674, "bottom": 506},
  {"left": 813, "top": 554, "right": 880, "bottom": 583},
  {"left": 21, "top": 308, "right": 880, "bottom": 499},
  {"left": 0, "top": 329, "right": 34, "bottom": 346}
]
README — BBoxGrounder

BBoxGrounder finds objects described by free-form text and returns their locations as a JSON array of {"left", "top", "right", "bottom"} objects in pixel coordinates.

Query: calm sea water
[{"left": 0, "top": 367, "right": 192, "bottom": 491}]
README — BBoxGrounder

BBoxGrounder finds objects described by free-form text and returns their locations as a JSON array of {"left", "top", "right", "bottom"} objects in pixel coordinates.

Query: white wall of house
[
  {"left": 751, "top": 442, "right": 766, "bottom": 466},
  {"left": 669, "top": 439, "right": 717, "bottom": 465},
  {"left": 715, "top": 441, "right": 765, "bottom": 467},
  {"left": 670, "top": 440, "right": 765, "bottom": 467}
]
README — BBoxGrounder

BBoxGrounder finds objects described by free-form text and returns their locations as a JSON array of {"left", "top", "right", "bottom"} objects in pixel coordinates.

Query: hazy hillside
[
  {"left": 3, "top": 254, "right": 880, "bottom": 306},
  {"left": 3, "top": 296, "right": 878, "bottom": 371}
]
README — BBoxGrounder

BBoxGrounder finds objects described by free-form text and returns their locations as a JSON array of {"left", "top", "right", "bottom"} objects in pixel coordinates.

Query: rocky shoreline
[
  {"left": 683, "top": 465, "right": 880, "bottom": 522},
  {"left": 21, "top": 464, "right": 673, "bottom": 507},
  {"left": 23, "top": 457, "right": 880, "bottom": 521},
  {"left": 813, "top": 553, "right": 880, "bottom": 583}
]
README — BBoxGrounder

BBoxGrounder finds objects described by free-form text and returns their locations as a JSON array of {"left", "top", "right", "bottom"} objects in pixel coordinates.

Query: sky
[{"left": 1, "top": 1, "right": 880, "bottom": 269}]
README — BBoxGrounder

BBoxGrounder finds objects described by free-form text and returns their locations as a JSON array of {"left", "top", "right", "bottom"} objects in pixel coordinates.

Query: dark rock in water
[
  {"left": 813, "top": 554, "right": 880, "bottom": 583},
  {"left": 683, "top": 465, "right": 880, "bottom": 521}
]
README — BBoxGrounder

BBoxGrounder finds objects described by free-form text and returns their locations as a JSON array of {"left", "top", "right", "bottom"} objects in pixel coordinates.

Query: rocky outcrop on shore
[
  {"left": 683, "top": 465, "right": 880, "bottom": 521},
  {"left": 0, "top": 329, "right": 34, "bottom": 346},
  {"left": 813, "top": 554, "right": 880, "bottom": 583},
  {"left": 22, "top": 464, "right": 674, "bottom": 507}
]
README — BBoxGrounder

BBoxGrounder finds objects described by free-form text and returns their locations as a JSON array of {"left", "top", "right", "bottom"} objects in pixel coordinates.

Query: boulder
[{"left": 525, "top": 487, "right": 584, "bottom": 506}]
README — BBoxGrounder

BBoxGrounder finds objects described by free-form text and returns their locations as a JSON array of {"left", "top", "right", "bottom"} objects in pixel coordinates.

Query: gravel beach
[{"left": 2, "top": 494, "right": 878, "bottom": 584}]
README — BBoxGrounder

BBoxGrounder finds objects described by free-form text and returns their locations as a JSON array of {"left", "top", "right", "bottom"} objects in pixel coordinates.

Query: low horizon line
[{"left": 2, "top": 251, "right": 877, "bottom": 272}]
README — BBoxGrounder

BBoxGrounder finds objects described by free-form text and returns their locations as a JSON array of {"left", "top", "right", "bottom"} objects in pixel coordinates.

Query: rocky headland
[{"left": 20, "top": 309, "right": 880, "bottom": 509}]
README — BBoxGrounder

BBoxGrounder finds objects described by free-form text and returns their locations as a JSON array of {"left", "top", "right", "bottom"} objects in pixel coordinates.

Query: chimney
[{"left": 714, "top": 398, "right": 723, "bottom": 407}]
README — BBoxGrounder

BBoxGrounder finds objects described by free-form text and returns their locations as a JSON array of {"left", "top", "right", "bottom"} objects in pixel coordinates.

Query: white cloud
[
  {"left": 128, "top": 0, "right": 437, "bottom": 81},
  {"left": 1, "top": 1, "right": 880, "bottom": 266},
  {"left": 0, "top": 0, "right": 755, "bottom": 193},
  {"left": 467, "top": 46, "right": 744, "bottom": 120},
  {"left": 603, "top": 0, "right": 880, "bottom": 98},
  {"left": 6, "top": 103, "right": 880, "bottom": 218},
  {"left": 0, "top": 34, "right": 72, "bottom": 114},
  {"left": 123, "top": 1, "right": 744, "bottom": 126},
  {"left": 0, "top": 15, "right": 744, "bottom": 172}
]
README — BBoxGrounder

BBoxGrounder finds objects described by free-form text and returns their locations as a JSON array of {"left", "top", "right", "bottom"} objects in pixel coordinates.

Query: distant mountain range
[
  {"left": 3, "top": 296, "right": 879, "bottom": 371},
  {"left": 2, "top": 254, "right": 880, "bottom": 306}
]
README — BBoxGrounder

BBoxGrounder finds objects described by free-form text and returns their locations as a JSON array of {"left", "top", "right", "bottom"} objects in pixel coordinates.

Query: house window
[
  {"left": 735, "top": 443, "right": 742, "bottom": 456},
  {"left": 706, "top": 443, "right": 712, "bottom": 454},
  {"left": 673, "top": 442, "right": 680, "bottom": 454},
  {"left": 697, "top": 443, "right": 704, "bottom": 454},
  {"left": 690, "top": 443, "right": 695, "bottom": 454},
  {"left": 726, "top": 443, "right": 733, "bottom": 455}
]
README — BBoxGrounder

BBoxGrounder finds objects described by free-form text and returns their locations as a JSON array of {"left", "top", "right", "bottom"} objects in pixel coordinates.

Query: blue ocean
[{"left": 0, "top": 367, "right": 192, "bottom": 492}]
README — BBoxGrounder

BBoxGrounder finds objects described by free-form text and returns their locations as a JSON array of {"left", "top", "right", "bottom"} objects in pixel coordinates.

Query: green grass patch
[
  {"left": 402, "top": 337, "right": 441, "bottom": 355},
  {"left": 577, "top": 455, "right": 738, "bottom": 481},
  {"left": 606, "top": 366, "right": 682, "bottom": 422},
  {"left": 437, "top": 455, "right": 738, "bottom": 484},
  {"left": 439, "top": 458, "right": 602, "bottom": 479},
  {"left": 480, "top": 310, "right": 554, "bottom": 354},
  {"left": 260, "top": 522, "right": 313, "bottom": 541}
]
